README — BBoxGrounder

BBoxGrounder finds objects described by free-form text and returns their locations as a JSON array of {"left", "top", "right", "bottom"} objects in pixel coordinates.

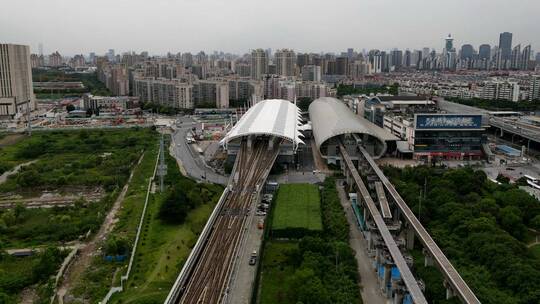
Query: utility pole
[
  {"left": 158, "top": 134, "right": 167, "bottom": 192},
  {"left": 26, "top": 99, "right": 32, "bottom": 136}
]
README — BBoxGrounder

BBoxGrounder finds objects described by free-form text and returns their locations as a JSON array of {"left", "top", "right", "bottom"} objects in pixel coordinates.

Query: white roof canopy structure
[
  {"left": 309, "top": 97, "right": 397, "bottom": 158},
  {"left": 221, "top": 99, "right": 304, "bottom": 149}
]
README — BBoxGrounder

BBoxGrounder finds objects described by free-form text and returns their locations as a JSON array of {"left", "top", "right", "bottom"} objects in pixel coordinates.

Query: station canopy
[
  {"left": 221, "top": 99, "right": 304, "bottom": 148},
  {"left": 309, "top": 97, "right": 397, "bottom": 154}
]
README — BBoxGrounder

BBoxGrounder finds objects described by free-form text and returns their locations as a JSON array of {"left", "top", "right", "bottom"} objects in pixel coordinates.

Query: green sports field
[{"left": 272, "top": 183, "right": 322, "bottom": 231}]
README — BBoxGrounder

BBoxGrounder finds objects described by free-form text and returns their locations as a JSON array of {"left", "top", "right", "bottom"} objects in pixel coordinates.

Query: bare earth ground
[
  {"left": 56, "top": 153, "right": 145, "bottom": 304},
  {"left": 0, "top": 133, "right": 25, "bottom": 147}
]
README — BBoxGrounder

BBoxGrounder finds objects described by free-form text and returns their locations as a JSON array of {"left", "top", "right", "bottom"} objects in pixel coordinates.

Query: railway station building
[
  {"left": 220, "top": 99, "right": 304, "bottom": 165},
  {"left": 309, "top": 97, "right": 398, "bottom": 165}
]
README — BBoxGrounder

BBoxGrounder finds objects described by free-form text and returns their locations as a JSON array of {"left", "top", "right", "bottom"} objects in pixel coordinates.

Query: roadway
[{"left": 171, "top": 116, "right": 228, "bottom": 185}]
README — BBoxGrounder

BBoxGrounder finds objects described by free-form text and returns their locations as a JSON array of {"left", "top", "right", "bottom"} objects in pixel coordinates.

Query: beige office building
[{"left": 0, "top": 44, "right": 36, "bottom": 118}]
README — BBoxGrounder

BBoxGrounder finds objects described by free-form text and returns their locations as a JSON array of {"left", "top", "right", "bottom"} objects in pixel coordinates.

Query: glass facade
[{"left": 414, "top": 130, "right": 485, "bottom": 153}]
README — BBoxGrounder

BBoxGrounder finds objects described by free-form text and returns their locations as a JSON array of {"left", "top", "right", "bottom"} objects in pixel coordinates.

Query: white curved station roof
[
  {"left": 309, "top": 97, "right": 397, "bottom": 152},
  {"left": 221, "top": 99, "right": 304, "bottom": 146}
]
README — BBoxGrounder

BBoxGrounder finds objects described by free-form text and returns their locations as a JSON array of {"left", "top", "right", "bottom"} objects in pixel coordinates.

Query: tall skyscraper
[
  {"left": 0, "top": 44, "right": 36, "bottom": 117},
  {"left": 107, "top": 49, "right": 115, "bottom": 62},
  {"left": 521, "top": 45, "right": 532, "bottom": 70},
  {"left": 390, "top": 49, "right": 403, "bottom": 69},
  {"left": 347, "top": 48, "right": 354, "bottom": 59},
  {"left": 499, "top": 32, "right": 513, "bottom": 60},
  {"left": 274, "top": 49, "right": 296, "bottom": 77},
  {"left": 460, "top": 44, "right": 475, "bottom": 60},
  {"left": 511, "top": 44, "right": 521, "bottom": 69},
  {"left": 404, "top": 50, "right": 412, "bottom": 67},
  {"left": 478, "top": 44, "right": 491, "bottom": 60},
  {"left": 445, "top": 34, "right": 454, "bottom": 52},
  {"left": 444, "top": 34, "right": 457, "bottom": 70},
  {"left": 250, "top": 49, "right": 268, "bottom": 80}
]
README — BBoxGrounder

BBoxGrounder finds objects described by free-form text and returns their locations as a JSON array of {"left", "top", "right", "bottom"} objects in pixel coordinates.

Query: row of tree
[{"left": 448, "top": 97, "right": 540, "bottom": 112}]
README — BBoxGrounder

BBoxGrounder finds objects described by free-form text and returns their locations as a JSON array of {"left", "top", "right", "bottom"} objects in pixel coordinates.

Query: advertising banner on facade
[{"left": 415, "top": 114, "right": 482, "bottom": 129}]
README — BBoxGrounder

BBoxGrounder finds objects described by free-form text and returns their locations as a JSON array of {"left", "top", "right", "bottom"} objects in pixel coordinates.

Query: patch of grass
[
  {"left": 0, "top": 128, "right": 158, "bottom": 248},
  {"left": 0, "top": 248, "right": 67, "bottom": 303},
  {"left": 259, "top": 241, "right": 298, "bottom": 304},
  {"left": 272, "top": 184, "right": 322, "bottom": 231}
]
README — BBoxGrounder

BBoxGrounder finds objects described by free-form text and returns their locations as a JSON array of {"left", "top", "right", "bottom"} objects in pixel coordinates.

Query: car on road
[
  {"left": 256, "top": 211, "right": 266, "bottom": 216},
  {"left": 249, "top": 250, "right": 258, "bottom": 265}
]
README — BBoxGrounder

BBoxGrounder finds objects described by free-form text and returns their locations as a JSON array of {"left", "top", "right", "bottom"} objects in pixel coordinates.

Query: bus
[{"left": 525, "top": 175, "right": 540, "bottom": 190}]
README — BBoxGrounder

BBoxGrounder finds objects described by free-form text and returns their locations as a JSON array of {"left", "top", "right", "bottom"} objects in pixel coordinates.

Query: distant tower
[
  {"left": 38, "top": 43, "right": 43, "bottom": 56},
  {"left": 499, "top": 32, "right": 513, "bottom": 60},
  {"left": 445, "top": 34, "right": 454, "bottom": 52}
]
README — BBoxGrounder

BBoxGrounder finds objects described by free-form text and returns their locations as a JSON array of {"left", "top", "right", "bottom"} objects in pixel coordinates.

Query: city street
[{"left": 171, "top": 116, "right": 228, "bottom": 185}]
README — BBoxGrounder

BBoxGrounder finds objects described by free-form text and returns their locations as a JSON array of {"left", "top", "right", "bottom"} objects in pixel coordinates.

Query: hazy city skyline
[{"left": 2, "top": 0, "right": 540, "bottom": 56}]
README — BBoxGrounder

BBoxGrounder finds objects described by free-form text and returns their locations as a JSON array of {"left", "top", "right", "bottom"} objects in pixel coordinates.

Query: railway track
[{"left": 176, "top": 138, "right": 279, "bottom": 304}]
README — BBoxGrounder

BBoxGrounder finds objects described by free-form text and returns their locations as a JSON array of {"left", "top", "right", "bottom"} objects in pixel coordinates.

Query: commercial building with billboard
[{"left": 413, "top": 114, "right": 486, "bottom": 161}]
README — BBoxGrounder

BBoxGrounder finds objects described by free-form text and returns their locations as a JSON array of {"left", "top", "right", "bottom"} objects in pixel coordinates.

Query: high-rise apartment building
[
  {"left": 301, "top": 65, "right": 322, "bottom": 82},
  {"left": 0, "top": 44, "right": 36, "bottom": 117},
  {"left": 48, "top": 51, "right": 63, "bottom": 67},
  {"left": 530, "top": 75, "right": 540, "bottom": 101},
  {"left": 250, "top": 49, "right": 268, "bottom": 80},
  {"left": 274, "top": 49, "right": 296, "bottom": 77}
]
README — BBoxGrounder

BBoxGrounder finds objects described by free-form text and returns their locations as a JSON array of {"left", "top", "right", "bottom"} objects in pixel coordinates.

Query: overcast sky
[{"left": 1, "top": 0, "right": 539, "bottom": 56}]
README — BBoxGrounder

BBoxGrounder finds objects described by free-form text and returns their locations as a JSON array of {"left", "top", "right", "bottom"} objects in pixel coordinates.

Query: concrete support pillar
[
  {"left": 500, "top": 128, "right": 504, "bottom": 137},
  {"left": 406, "top": 226, "right": 415, "bottom": 250},
  {"left": 446, "top": 287, "right": 455, "bottom": 300},
  {"left": 247, "top": 136, "right": 252, "bottom": 149},
  {"left": 384, "top": 264, "right": 392, "bottom": 295},
  {"left": 268, "top": 137, "right": 274, "bottom": 150},
  {"left": 424, "top": 254, "right": 434, "bottom": 267},
  {"left": 393, "top": 290, "right": 404, "bottom": 304}
]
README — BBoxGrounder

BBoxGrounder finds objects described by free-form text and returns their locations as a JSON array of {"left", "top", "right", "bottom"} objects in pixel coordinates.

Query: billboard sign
[{"left": 415, "top": 114, "right": 482, "bottom": 129}]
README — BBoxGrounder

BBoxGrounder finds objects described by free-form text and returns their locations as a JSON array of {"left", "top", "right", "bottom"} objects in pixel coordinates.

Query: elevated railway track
[
  {"left": 355, "top": 144, "right": 481, "bottom": 304},
  {"left": 165, "top": 138, "right": 280, "bottom": 304}
]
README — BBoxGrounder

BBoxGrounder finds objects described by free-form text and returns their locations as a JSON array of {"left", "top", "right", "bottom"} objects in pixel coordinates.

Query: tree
[
  {"left": 66, "top": 104, "right": 75, "bottom": 112},
  {"left": 158, "top": 186, "right": 191, "bottom": 224},
  {"left": 531, "top": 214, "right": 540, "bottom": 230},
  {"left": 32, "top": 247, "right": 62, "bottom": 282}
]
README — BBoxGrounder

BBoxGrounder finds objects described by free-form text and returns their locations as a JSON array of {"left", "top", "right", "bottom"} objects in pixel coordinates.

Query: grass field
[
  {"left": 272, "top": 184, "right": 322, "bottom": 231},
  {"left": 258, "top": 241, "right": 298, "bottom": 304},
  {"left": 530, "top": 244, "right": 540, "bottom": 260}
]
